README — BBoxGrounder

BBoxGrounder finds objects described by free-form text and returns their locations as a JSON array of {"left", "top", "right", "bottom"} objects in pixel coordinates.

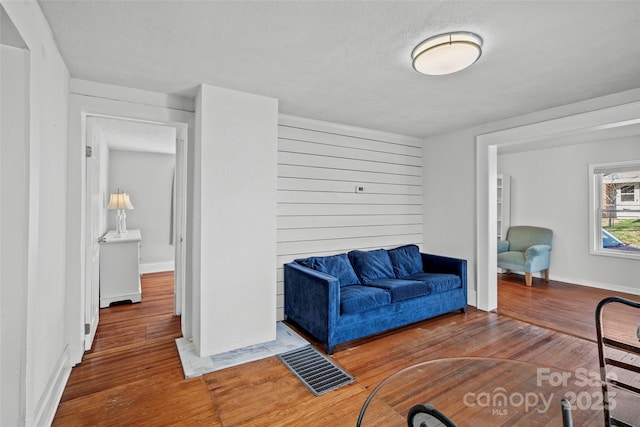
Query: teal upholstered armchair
[{"left": 497, "top": 226, "right": 553, "bottom": 287}]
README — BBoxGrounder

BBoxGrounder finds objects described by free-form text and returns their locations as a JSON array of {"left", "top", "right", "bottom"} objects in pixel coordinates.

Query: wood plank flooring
[
  {"left": 497, "top": 272, "right": 640, "bottom": 341},
  {"left": 53, "top": 272, "right": 220, "bottom": 426},
  {"left": 53, "top": 272, "right": 640, "bottom": 426}
]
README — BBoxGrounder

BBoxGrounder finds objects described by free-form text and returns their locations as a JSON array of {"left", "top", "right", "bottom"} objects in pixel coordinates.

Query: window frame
[{"left": 589, "top": 160, "right": 640, "bottom": 260}]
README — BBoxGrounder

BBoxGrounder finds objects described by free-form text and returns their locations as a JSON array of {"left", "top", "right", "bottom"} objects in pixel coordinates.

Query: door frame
[
  {"left": 83, "top": 113, "right": 188, "bottom": 314},
  {"left": 83, "top": 114, "right": 188, "bottom": 352},
  {"left": 67, "top": 88, "right": 194, "bottom": 365}
]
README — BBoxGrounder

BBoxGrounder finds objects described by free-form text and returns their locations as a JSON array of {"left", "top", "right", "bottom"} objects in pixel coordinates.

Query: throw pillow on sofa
[
  {"left": 388, "top": 244, "right": 423, "bottom": 278},
  {"left": 297, "top": 253, "right": 360, "bottom": 287},
  {"left": 348, "top": 249, "right": 395, "bottom": 284}
]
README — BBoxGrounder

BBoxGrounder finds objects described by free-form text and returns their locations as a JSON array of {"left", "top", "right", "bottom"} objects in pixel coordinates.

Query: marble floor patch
[{"left": 175, "top": 322, "right": 310, "bottom": 379}]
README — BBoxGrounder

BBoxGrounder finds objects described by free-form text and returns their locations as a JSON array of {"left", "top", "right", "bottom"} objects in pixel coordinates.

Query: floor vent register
[{"left": 278, "top": 346, "right": 355, "bottom": 396}]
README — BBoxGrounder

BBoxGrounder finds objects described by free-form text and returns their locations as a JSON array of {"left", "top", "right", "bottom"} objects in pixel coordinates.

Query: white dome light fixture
[{"left": 412, "top": 32, "right": 483, "bottom": 76}]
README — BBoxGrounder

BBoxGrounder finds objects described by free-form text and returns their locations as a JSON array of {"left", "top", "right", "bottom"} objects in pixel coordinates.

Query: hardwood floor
[
  {"left": 53, "top": 272, "right": 220, "bottom": 426},
  {"left": 497, "top": 272, "right": 640, "bottom": 342},
  {"left": 53, "top": 272, "right": 640, "bottom": 426}
]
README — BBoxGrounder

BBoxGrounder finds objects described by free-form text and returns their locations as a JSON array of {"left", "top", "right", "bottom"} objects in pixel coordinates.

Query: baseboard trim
[
  {"left": 34, "top": 345, "right": 71, "bottom": 426},
  {"left": 551, "top": 274, "right": 640, "bottom": 296},
  {"left": 140, "top": 261, "right": 175, "bottom": 274}
]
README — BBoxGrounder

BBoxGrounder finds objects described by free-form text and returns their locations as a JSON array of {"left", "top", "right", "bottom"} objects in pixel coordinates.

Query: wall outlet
[{"left": 355, "top": 185, "right": 365, "bottom": 193}]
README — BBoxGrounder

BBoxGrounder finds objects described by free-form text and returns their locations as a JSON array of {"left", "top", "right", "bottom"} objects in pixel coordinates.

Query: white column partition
[{"left": 193, "top": 85, "right": 279, "bottom": 357}]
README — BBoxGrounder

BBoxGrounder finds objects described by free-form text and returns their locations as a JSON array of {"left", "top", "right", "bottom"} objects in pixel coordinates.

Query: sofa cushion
[
  {"left": 405, "top": 272, "right": 462, "bottom": 294},
  {"left": 387, "top": 244, "right": 423, "bottom": 278},
  {"left": 340, "top": 285, "right": 391, "bottom": 314},
  {"left": 296, "top": 253, "right": 360, "bottom": 287},
  {"left": 366, "top": 278, "right": 431, "bottom": 302},
  {"left": 348, "top": 249, "right": 395, "bottom": 284}
]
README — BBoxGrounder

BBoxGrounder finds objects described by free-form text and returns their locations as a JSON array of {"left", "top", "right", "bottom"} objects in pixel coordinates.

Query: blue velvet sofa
[{"left": 284, "top": 244, "right": 467, "bottom": 354}]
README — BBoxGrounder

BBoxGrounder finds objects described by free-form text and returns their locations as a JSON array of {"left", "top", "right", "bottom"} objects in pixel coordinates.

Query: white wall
[
  {"left": 0, "top": 2, "right": 71, "bottom": 425},
  {"left": 498, "top": 137, "right": 640, "bottom": 293},
  {"left": 108, "top": 149, "right": 176, "bottom": 272},
  {"left": 192, "top": 84, "right": 278, "bottom": 357},
  {"left": 276, "top": 115, "right": 423, "bottom": 320},
  {"left": 424, "top": 88, "right": 640, "bottom": 303},
  {"left": 1, "top": 43, "right": 29, "bottom": 427}
]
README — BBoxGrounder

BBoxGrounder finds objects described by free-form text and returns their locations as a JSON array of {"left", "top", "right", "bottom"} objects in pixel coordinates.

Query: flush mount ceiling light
[{"left": 411, "top": 32, "right": 483, "bottom": 76}]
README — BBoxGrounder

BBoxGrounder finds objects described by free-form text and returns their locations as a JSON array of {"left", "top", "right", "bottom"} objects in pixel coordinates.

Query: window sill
[{"left": 590, "top": 248, "right": 640, "bottom": 261}]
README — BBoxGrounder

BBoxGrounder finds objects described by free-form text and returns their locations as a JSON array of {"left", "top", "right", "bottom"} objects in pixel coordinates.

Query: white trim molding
[
  {"left": 70, "top": 79, "right": 195, "bottom": 112},
  {"left": 34, "top": 347, "right": 71, "bottom": 427}
]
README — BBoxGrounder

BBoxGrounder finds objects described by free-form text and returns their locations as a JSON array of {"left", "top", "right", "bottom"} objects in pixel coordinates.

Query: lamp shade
[
  {"left": 412, "top": 32, "right": 482, "bottom": 75},
  {"left": 107, "top": 192, "right": 134, "bottom": 210}
]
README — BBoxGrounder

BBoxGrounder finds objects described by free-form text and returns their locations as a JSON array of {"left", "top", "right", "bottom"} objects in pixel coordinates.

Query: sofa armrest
[
  {"left": 497, "top": 240, "right": 510, "bottom": 253},
  {"left": 421, "top": 252, "right": 467, "bottom": 295},
  {"left": 421, "top": 252, "right": 466, "bottom": 276},
  {"left": 524, "top": 244, "right": 551, "bottom": 259},
  {"left": 284, "top": 262, "right": 340, "bottom": 340}
]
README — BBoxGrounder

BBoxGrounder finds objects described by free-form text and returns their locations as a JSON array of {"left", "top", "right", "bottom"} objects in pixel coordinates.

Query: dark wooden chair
[{"left": 595, "top": 296, "right": 640, "bottom": 426}]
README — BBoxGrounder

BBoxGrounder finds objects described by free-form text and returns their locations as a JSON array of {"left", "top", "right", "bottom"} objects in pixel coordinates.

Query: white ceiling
[{"left": 39, "top": 1, "right": 640, "bottom": 138}]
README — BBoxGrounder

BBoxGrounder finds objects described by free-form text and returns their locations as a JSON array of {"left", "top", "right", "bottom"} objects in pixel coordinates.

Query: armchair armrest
[
  {"left": 497, "top": 240, "right": 510, "bottom": 254},
  {"left": 525, "top": 244, "right": 551, "bottom": 259},
  {"left": 284, "top": 262, "right": 339, "bottom": 341}
]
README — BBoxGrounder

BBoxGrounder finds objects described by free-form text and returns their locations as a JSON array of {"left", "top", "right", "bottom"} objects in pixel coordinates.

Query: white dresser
[{"left": 99, "top": 229, "right": 142, "bottom": 308}]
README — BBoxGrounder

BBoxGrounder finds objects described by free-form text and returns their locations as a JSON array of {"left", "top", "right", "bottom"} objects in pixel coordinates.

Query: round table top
[{"left": 357, "top": 357, "right": 605, "bottom": 426}]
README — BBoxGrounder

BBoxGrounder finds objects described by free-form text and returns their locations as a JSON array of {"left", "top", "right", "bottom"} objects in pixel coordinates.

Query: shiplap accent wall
[{"left": 276, "top": 115, "right": 424, "bottom": 320}]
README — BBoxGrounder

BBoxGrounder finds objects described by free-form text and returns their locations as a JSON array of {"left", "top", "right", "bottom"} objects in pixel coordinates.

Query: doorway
[
  {"left": 83, "top": 114, "right": 188, "bottom": 351},
  {"left": 476, "top": 101, "right": 640, "bottom": 312}
]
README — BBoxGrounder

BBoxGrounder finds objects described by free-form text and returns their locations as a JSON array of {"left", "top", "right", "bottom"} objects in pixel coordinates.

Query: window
[
  {"left": 620, "top": 184, "right": 637, "bottom": 203},
  {"left": 589, "top": 161, "right": 640, "bottom": 259}
]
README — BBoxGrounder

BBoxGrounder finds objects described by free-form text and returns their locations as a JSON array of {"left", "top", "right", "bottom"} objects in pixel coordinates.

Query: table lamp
[{"left": 107, "top": 189, "right": 134, "bottom": 235}]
